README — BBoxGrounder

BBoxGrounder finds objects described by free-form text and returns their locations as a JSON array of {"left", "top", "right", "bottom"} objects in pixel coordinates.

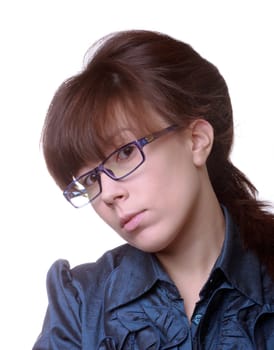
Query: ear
[{"left": 189, "top": 119, "right": 214, "bottom": 167}]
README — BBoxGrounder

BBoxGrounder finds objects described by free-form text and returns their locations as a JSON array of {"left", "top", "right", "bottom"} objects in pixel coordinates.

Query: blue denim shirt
[{"left": 33, "top": 208, "right": 274, "bottom": 349}]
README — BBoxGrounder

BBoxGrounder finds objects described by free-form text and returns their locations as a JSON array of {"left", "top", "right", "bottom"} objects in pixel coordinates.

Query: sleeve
[{"left": 32, "top": 260, "right": 82, "bottom": 350}]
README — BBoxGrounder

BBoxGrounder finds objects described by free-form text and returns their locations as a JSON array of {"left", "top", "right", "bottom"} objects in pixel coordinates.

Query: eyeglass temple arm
[{"left": 138, "top": 124, "right": 179, "bottom": 147}]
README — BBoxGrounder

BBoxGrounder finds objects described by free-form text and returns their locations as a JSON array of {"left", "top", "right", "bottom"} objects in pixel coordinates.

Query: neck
[
  {"left": 156, "top": 186, "right": 225, "bottom": 280},
  {"left": 155, "top": 173, "right": 225, "bottom": 320}
]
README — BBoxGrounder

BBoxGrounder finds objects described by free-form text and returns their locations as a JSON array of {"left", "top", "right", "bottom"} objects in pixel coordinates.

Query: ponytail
[{"left": 208, "top": 159, "right": 274, "bottom": 277}]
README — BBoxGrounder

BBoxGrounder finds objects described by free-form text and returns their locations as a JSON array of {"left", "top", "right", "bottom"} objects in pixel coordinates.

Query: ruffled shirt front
[{"left": 33, "top": 208, "right": 274, "bottom": 349}]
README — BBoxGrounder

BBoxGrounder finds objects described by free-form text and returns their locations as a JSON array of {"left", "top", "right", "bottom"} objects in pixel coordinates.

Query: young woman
[{"left": 33, "top": 30, "right": 274, "bottom": 349}]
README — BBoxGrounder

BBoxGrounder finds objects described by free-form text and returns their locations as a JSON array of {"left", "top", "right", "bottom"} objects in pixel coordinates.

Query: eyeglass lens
[{"left": 67, "top": 142, "right": 144, "bottom": 207}]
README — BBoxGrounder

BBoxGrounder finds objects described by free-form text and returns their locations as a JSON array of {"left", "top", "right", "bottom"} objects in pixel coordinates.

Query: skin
[{"left": 83, "top": 118, "right": 225, "bottom": 319}]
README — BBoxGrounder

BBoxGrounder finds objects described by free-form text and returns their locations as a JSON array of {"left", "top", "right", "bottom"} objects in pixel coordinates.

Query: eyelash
[
  {"left": 83, "top": 172, "right": 98, "bottom": 186},
  {"left": 116, "top": 145, "right": 135, "bottom": 161}
]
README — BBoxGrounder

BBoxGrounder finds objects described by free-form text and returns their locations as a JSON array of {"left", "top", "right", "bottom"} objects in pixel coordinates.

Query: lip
[{"left": 120, "top": 211, "right": 145, "bottom": 232}]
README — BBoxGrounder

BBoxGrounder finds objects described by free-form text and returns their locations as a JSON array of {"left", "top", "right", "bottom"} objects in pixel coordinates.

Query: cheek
[
  {"left": 144, "top": 143, "right": 197, "bottom": 193},
  {"left": 164, "top": 169, "right": 200, "bottom": 209},
  {"left": 91, "top": 201, "right": 113, "bottom": 227},
  {"left": 144, "top": 150, "right": 201, "bottom": 214}
]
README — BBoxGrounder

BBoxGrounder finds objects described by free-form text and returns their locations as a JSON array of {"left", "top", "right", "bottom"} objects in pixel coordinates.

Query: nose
[{"left": 99, "top": 173, "right": 128, "bottom": 205}]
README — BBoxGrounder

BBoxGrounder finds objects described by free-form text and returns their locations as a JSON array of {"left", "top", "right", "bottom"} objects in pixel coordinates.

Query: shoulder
[
  {"left": 71, "top": 243, "right": 136, "bottom": 284},
  {"left": 46, "top": 244, "right": 138, "bottom": 297}
]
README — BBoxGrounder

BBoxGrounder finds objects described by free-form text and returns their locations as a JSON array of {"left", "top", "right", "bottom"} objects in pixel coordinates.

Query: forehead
[
  {"left": 76, "top": 107, "right": 167, "bottom": 177},
  {"left": 96, "top": 101, "right": 168, "bottom": 149}
]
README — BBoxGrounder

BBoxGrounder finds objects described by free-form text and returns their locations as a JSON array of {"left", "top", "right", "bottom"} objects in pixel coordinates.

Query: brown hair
[{"left": 42, "top": 30, "right": 274, "bottom": 275}]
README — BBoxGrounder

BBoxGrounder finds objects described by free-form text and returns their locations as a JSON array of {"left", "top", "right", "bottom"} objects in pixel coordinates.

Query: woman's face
[{"left": 86, "top": 118, "right": 210, "bottom": 254}]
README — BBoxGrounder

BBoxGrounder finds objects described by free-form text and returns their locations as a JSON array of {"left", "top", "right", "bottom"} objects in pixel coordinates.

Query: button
[{"left": 192, "top": 313, "right": 203, "bottom": 325}]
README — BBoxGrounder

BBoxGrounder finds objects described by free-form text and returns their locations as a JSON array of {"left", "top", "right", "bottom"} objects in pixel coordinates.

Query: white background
[{"left": 0, "top": 1, "right": 273, "bottom": 348}]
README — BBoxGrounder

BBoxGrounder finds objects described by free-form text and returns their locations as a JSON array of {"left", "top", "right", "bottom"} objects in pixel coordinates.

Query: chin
[
  {"left": 129, "top": 238, "right": 171, "bottom": 254},
  {"left": 121, "top": 225, "right": 177, "bottom": 253}
]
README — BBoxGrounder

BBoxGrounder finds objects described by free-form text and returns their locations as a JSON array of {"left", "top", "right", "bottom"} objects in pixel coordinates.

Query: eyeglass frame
[{"left": 63, "top": 124, "right": 179, "bottom": 208}]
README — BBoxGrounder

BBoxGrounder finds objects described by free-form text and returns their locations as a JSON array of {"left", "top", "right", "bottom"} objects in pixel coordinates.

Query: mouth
[{"left": 120, "top": 211, "right": 146, "bottom": 232}]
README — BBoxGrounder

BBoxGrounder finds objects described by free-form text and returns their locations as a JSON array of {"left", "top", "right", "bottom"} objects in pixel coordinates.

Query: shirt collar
[
  {"left": 104, "top": 246, "right": 174, "bottom": 311},
  {"left": 212, "top": 206, "right": 263, "bottom": 305},
  {"left": 105, "top": 206, "right": 264, "bottom": 311}
]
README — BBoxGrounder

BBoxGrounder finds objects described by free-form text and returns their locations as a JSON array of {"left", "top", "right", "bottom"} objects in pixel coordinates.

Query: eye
[
  {"left": 83, "top": 172, "right": 98, "bottom": 186},
  {"left": 116, "top": 144, "right": 136, "bottom": 161}
]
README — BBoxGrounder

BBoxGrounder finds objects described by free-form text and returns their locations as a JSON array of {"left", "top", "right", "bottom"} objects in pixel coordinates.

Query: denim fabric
[{"left": 33, "top": 208, "right": 274, "bottom": 349}]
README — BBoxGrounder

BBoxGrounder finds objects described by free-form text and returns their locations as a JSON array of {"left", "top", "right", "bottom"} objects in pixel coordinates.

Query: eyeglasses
[{"left": 63, "top": 124, "right": 179, "bottom": 208}]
